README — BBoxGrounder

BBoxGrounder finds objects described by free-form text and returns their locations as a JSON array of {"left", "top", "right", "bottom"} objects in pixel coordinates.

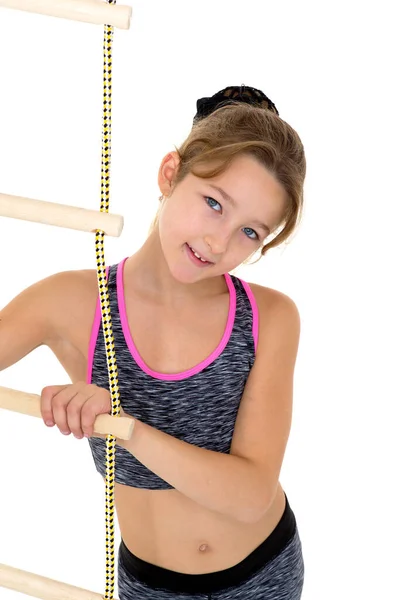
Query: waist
[
  {"left": 115, "top": 483, "right": 287, "bottom": 570},
  {"left": 119, "top": 492, "right": 297, "bottom": 594}
]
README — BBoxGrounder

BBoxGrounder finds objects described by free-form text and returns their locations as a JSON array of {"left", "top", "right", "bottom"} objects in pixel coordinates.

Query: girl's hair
[{"left": 151, "top": 85, "right": 306, "bottom": 261}]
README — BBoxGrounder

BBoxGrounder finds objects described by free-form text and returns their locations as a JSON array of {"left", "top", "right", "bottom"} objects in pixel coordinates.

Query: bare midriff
[{"left": 115, "top": 482, "right": 286, "bottom": 574}]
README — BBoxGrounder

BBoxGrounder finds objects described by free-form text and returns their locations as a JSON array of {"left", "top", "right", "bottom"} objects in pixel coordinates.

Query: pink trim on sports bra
[
  {"left": 238, "top": 278, "right": 259, "bottom": 353},
  {"left": 117, "top": 257, "right": 237, "bottom": 381},
  {"left": 86, "top": 267, "right": 109, "bottom": 385}
]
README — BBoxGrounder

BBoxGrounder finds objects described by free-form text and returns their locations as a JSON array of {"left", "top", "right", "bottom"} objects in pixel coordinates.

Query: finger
[
  {"left": 80, "top": 402, "right": 98, "bottom": 438},
  {"left": 67, "top": 389, "right": 96, "bottom": 439},
  {"left": 40, "top": 385, "right": 68, "bottom": 427},
  {"left": 52, "top": 386, "right": 81, "bottom": 435},
  {"left": 81, "top": 388, "right": 111, "bottom": 438}
]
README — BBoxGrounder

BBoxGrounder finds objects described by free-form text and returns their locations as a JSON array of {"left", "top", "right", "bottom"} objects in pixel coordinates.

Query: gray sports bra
[{"left": 87, "top": 257, "right": 258, "bottom": 490}]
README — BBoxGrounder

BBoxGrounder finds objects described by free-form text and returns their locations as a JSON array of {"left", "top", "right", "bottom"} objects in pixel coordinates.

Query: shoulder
[
  {"left": 3, "top": 268, "right": 100, "bottom": 334},
  {"left": 44, "top": 268, "right": 100, "bottom": 326},
  {"left": 244, "top": 281, "right": 301, "bottom": 350},
  {"left": 245, "top": 280, "right": 300, "bottom": 328},
  {"left": 0, "top": 268, "right": 99, "bottom": 371},
  {"left": 1, "top": 268, "right": 96, "bottom": 311},
  {"left": 36, "top": 268, "right": 98, "bottom": 308}
]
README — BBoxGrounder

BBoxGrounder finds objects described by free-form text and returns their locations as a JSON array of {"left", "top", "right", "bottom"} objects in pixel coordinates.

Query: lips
[
  {"left": 188, "top": 244, "right": 213, "bottom": 264},
  {"left": 185, "top": 243, "right": 214, "bottom": 267}
]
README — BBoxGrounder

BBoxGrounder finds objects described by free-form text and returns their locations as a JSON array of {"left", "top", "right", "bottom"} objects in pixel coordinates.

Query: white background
[{"left": 0, "top": 1, "right": 399, "bottom": 599}]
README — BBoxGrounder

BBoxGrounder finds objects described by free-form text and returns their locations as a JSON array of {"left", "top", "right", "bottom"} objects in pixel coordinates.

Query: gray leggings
[{"left": 118, "top": 503, "right": 304, "bottom": 599}]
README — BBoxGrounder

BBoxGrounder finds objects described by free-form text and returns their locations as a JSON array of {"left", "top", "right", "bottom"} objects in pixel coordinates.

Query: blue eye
[
  {"left": 205, "top": 197, "right": 222, "bottom": 211},
  {"left": 243, "top": 227, "right": 259, "bottom": 240},
  {"left": 205, "top": 197, "right": 259, "bottom": 241}
]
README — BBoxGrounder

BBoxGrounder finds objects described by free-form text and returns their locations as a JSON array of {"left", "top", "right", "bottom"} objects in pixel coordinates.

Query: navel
[{"left": 198, "top": 543, "right": 210, "bottom": 553}]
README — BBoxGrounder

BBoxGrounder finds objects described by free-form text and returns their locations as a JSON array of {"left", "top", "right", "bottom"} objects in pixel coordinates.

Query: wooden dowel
[
  {"left": 0, "top": 193, "right": 124, "bottom": 237},
  {"left": 0, "top": 0, "right": 132, "bottom": 30},
  {"left": 0, "top": 562, "right": 116, "bottom": 600},
  {"left": 0, "top": 386, "right": 134, "bottom": 440}
]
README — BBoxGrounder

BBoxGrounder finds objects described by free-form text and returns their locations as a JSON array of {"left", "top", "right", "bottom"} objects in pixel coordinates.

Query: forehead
[
  {"left": 217, "top": 155, "right": 282, "bottom": 191},
  {"left": 194, "top": 154, "right": 283, "bottom": 195}
]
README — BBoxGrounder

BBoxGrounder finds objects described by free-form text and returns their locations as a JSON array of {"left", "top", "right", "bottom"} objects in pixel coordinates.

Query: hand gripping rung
[
  {"left": 0, "top": 0, "right": 132, "bottom": 29},
  {"left": 0, "top": 193, "right": 124, "bottom": 236},
  {"left": 0, "top": 386, "right": 134, "bottom": 440}
]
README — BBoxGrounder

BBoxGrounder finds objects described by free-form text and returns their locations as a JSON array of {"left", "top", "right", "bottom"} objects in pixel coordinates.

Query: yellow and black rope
[{"left": 94, "top": 3, "right": 121, "bottom": 599}]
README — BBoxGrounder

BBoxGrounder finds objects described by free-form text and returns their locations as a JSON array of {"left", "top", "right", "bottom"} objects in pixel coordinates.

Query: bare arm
[{"left": 0, "top": 273, "right": 71, "bottom": 372}]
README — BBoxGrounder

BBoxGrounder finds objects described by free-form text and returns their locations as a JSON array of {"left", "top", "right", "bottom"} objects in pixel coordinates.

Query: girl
[{"left": 0, "top": 85, "right": 306, "bottom": 599}]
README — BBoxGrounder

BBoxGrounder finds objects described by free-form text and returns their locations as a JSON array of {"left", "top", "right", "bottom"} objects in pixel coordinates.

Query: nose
[{"left": 204, "top": 230, "right": 230, "bottom": 256}]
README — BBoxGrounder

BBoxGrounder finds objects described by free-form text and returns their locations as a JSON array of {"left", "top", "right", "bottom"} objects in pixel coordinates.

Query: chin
[{"left": 168, "top": 265, "right": 201, "bottom": 284}]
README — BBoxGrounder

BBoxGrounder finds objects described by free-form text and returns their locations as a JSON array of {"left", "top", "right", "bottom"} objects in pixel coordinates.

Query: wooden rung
[
  {"left": 0, "top": 193, "right": 124, "bottom": 237},
  {"left": 0, "top": 563, "right": 116, "bottom": 600},
  {"left": 0, "top": 386, "right": 134, "bottom": 440},
  {"left": 0, "top": 0, "right": 132, "bottom": 30}
]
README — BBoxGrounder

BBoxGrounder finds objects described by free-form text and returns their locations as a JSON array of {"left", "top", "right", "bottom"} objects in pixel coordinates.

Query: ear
[{"left": 157, "top": 151, "right": 181, "bottom": 196}]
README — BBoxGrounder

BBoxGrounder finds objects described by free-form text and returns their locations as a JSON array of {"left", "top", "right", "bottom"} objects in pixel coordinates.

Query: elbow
[{"left": 236, "top": 491, "right": 273, "bottom": 524}]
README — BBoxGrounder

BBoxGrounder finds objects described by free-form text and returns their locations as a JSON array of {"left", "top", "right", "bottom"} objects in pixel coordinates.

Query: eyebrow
[{"left": 208, "top": 184, "right": 271, "bottom": 235}]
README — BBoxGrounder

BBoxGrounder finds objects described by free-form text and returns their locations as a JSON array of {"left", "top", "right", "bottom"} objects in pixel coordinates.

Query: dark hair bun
[{"left": 193, "top": 84, "right": 279, "bottom": 124}]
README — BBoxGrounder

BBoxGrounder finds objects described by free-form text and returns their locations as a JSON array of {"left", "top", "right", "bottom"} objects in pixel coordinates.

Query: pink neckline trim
[
  {"left": 86, "top": 267, "right": 110, "bottom": 385},
  {"left": 117, "top": 257, "right": 236, "bottom": 381},
  {"left": 238, "top": 278, "right": 259, "bottom": 353}
]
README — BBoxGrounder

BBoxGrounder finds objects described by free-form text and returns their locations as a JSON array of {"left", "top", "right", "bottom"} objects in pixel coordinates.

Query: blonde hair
[{"left": 150, "top": 102, "right": 306, "bottom": 260}]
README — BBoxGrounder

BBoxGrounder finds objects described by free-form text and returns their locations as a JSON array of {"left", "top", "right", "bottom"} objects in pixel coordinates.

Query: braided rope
[{"left": 94, "top": 3, "right": 120, "bottom": 599}]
